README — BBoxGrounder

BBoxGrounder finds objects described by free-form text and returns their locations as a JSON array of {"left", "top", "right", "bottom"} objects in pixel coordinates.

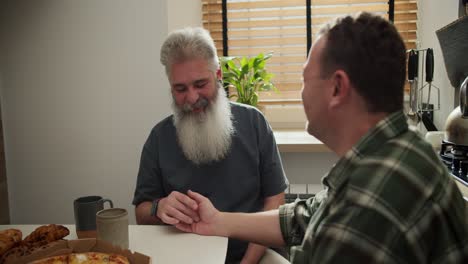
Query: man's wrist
[
  {"left": 150, "top": 198, "right": 162, "bottom": 217},
  {"left": 218, "top": 212, "right": 231, "bottom": 237}
]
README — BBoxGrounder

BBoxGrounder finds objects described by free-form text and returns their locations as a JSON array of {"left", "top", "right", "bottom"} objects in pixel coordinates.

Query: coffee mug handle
[{"left": 102, "top": 199, "right": 114, "bottom": 208}]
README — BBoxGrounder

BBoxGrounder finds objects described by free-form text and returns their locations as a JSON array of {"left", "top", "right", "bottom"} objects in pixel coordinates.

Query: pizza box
[{"left": 9, "top": 239, "right": 151, "bottom": 264}]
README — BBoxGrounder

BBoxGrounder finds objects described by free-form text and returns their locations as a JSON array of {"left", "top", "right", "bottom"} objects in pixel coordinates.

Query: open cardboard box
[{"left": 11, "top": 239, "right": 150, "bottom": 264}]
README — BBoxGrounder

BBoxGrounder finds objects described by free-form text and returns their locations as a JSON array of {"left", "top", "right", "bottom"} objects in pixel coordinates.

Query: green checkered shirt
[{"left": 279, "top": 111, "right": 468, "bottom": 263}]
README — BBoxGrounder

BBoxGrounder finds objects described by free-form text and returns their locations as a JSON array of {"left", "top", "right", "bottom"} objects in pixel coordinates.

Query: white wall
[
  {"left": 418, "top": 0, "right": 460, "bottom": 131},
  {"left": 0, "top": 0, "right": 170, "bottom": 224},
  {"left": 167, "top": 0, "right": 202, "bottom": 31}
]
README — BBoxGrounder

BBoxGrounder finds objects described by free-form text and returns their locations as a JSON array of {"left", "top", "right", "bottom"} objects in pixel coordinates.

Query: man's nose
[{"left": 185, "top": 86, "right": 199, "bottom": 105}]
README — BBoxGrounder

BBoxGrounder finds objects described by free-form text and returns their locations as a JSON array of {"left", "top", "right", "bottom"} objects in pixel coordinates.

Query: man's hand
[
  {"left": 157, "top": 191, "right": 200, "bottom": 225},
  {"left": 176, "top": 191, "right": 285, "bottom": 248},
  {"left": 175, "top": 190, "right": 225, "bottom": 236}
]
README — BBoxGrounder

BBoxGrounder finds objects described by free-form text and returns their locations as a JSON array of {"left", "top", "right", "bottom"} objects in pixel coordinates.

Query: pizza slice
[
  {"left": 13, "top": 251, "right": 129, "bottom": 264},
  {"left": 69, "top": 252, "right": 129, "bottom": 264},
  {"left": 69, "top": 252, "right": 109, "bottom": 264}
]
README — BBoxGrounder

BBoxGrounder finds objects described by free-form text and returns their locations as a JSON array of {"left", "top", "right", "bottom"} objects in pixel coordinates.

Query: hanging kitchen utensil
[
  {"left": 421, "top": 112, "right": 438, "bottom": 131},
  {"left": 419, "top": 48, "right": 441, "bottom": 111},
  {"left": 419, "top": 48, "right": 439, "bottom": 131},
  {"left": 407, "top": 49, "right": 420, "bottom": 123}
]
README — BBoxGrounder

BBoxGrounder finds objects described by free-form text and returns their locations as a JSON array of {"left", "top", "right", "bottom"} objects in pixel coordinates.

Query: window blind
[{"left": 202, "top": 0, "right": 418, "bottom": 103}]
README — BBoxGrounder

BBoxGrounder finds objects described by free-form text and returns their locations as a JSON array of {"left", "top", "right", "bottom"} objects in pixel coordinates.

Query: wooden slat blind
[
  {"left": 201, "top": 0, "right": 418, "bottom": 102},
  {"left": 202, "top": 0, "right": 223, "bottom": 56},
  {"left": 395, "top": 0, "right": 418, "bottom": 92}
]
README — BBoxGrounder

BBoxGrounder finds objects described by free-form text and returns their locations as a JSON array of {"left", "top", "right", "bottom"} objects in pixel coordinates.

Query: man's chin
[
  {"left": 184, "top": 111, "right": 207, "bottom": 122},
  {"left": 177, "top": 104, "right": 210, "bottom": 118},
  {"left": 305, "top": 121, "right": 309, "bottom": 130},
  {"left": 306, "top": 121, "right": 314, "bottom": 136}
]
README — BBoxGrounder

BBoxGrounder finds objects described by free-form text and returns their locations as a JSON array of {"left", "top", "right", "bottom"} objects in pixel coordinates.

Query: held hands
[
  {"left": 175, "top": 190, "right": 224, "bottom": 237},
  {"left": 157, "top": 191, "right": 200, "bottom": 225}
]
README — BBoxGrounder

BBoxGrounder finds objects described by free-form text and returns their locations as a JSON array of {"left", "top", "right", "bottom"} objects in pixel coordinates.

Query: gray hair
[{"left": 160, "top": 27, "right": 219, "bottom": 76}]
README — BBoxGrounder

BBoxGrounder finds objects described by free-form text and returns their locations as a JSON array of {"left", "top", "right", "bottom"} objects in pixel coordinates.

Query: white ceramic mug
[
  {"left": 425, "top": 131, "right": 445, "bottom": 152},
  {"left": 96, "top": 208, "right": 129, "bottom": 249}
]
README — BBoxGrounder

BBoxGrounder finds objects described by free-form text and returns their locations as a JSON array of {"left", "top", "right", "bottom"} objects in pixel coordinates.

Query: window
[{"left": 202, "top": 0, "right": 418, "bottom": 128}]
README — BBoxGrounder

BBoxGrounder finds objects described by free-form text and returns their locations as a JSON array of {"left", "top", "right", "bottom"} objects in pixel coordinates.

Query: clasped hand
[
  {"left": 157, "top": 190, "right": 200, "bottom": 225},
  {"left": 158, "top": 190, "right": 222, "bottom": 236}
]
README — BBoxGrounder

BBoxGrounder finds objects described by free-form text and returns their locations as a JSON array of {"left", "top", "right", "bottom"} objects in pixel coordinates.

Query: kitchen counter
[{"left": 452, "top": 175, "right": 468, "bottom": 201}]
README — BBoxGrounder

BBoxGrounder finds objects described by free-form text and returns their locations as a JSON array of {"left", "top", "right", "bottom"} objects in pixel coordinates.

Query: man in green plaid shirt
[{"left": 175, "top": 12, "right": 468, "bottom": 263}]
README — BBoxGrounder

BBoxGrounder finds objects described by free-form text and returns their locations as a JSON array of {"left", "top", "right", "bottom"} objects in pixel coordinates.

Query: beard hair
[{"left": 172, "top": 85, "right": 234, "bottom": 165}]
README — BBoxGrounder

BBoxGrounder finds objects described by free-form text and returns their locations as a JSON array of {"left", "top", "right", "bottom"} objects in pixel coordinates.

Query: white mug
[
  {"left": 96, "top": 208, "right": 129, "bottom": 249},
  {"left": 425, "top": 131, "right": 445, "bottom": 152}
]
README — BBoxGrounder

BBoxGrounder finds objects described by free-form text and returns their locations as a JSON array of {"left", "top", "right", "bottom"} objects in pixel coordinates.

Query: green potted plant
[{"left": 220, "top": 52, "right": 277, "bottom": 108}]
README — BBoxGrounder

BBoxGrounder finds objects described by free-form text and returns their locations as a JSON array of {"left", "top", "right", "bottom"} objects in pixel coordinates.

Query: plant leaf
[{"left": 220, "top": 51, "right": 279, "bottom": 107}]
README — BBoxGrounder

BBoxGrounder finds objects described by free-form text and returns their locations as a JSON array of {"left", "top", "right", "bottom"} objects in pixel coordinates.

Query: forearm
[
  {"left": 176, "top": 190, "right": 285, "bottom": 246},
  {"left": 242, "top": 193, "right": 286, "bottom": 263},
  {"left": 241, "top": 243, "right": 267, "bottom": 264},
  {"left": 221, "top": 210, "right": 285, "bottom": 247},
  {"left": 135, "top": 201, "right": 163, "bottom": 225}
]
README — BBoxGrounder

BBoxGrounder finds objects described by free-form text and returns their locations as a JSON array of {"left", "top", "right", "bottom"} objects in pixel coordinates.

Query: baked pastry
[
  {"left": 23, "top": 224, "right": 69, "bottom": 246},
  {"left": 0, "top": 229, "right": 22, "bottom": 256},
  {"left": 0, "top": 225, "right": 69, "bottom": 264}
]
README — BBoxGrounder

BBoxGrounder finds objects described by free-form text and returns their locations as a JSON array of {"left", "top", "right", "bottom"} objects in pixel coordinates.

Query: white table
[{"left": 0, "top": 225, "right": 228, "bottom": 264}]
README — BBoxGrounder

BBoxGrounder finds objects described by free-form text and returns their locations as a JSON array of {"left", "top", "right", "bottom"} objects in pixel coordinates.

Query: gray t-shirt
[{"left": 133, "top": 102, "right": 288, "bottom": 262}]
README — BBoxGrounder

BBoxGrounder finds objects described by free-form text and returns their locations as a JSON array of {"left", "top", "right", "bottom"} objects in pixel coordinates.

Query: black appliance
[{"left": 440, "top": 140, "right": 468, "bottom": 184}]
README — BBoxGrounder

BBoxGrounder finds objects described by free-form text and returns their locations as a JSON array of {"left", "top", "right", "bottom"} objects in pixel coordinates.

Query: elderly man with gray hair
[{"left": 132, "top": 27, "right": 289, "bottom": 264}]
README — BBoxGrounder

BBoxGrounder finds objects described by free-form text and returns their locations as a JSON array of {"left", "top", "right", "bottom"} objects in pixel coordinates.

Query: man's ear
[
  {"left": 216, "top": 68, "right": 222, "bottom": 81},
  {"left": 329, "top": 70, "right": 351, "bottom": 108}
]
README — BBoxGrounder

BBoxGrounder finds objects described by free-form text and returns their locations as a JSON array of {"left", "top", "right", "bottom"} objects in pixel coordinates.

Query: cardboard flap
[
  {"left": 11, "top": 240, "right": 71, "bottom": 264},
  {"left": 130, "top": 251, "right": 152, "bottom": 264},
  {"left": 67, "top": 239, "right": 97, "bottom": 252}
]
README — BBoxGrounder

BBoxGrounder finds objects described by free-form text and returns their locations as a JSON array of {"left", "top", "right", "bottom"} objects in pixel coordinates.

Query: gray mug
[
  {"left": 96, "top": 208, "right": 129, "bottom": 249},
  {"left": 73, "top": 196, "right": 113, "bottom": 233}
]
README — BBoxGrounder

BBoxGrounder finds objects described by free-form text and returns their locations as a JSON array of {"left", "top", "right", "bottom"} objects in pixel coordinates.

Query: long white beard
[{"left": 172, "top": 88, "right": 234, "bottom": 165}]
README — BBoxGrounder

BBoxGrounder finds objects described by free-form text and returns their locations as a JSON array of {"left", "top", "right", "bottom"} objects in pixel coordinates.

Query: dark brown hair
[{"left": 318, "top": 12, "right": 406, "bottom": 113}]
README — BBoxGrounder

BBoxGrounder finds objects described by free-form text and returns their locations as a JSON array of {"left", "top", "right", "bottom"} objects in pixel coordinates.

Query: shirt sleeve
[
  {"left": 257, "top": 110, "right": 289, "bottom": 197},
  {"left": 279, "top": 190, "right": 327, "bottom": 246},
  {"left": 132, "top": 128, "right": 165, "bottom": 205},
  {"left": 304, "top": 204, "right": 406, "bottom": 264}
]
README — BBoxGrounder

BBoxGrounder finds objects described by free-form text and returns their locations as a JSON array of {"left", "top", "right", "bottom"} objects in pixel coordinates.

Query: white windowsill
[
  {"left": 259, "top": 104, "right": 329, "bottom": 153},
  {"left": 264, "top": 93, "right": 411, "bottom": 153},
  {"left": 273, "top": 129, "right": 330, "bottom": 153}
]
